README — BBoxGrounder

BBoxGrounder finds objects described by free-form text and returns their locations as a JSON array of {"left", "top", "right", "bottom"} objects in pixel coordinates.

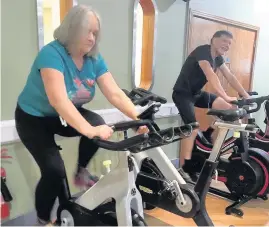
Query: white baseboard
[{"left": 0, "top": 103, "right": 179, "bottom": 144}]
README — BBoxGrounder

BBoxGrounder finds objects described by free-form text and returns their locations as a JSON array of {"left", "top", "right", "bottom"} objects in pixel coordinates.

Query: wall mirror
[
  {"left": 36, "top": 0, "right": 76, "bottom": 50},
  {"left": 132, "top": 0, "right": 158, "bottom": 91}
]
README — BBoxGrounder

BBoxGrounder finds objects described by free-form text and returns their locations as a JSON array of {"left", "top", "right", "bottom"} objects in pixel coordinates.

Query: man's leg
[
  {"left": 211, "top": 97, "right": 233, "bottom": 141},
  {"left": 194, "top": 92, "right": 232, "bottom": 142},
  {"left": 172, "top": 91, "right": 198, "bottom": 182}
]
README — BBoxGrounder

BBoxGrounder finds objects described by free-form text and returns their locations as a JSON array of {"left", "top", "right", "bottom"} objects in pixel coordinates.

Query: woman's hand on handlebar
[{"left": 86, "top": 125, "right": 114, "bottom": 140}]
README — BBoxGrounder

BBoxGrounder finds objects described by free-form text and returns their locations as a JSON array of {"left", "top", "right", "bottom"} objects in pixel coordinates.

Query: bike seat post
[{"left": 208, "top": 126, "right": 229, "bottom": 163}]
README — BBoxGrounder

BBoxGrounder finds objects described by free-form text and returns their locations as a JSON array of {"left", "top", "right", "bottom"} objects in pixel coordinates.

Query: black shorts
[{"left": 172, "top": 90, "right": 217, "bottom": 124}]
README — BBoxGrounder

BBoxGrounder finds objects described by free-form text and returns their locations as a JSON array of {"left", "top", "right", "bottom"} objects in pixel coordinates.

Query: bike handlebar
[
  {"left": 92, "top": 88, "right": 196, "bottom": 151},
  {"left": 109, "top": 119, "right": 153, "bottom": 132},
  {"left": 231, "top": 95, "right": 269, "bottom": 114},
  {"left": 92, "top": 121, "right": 199, "bottom": 151},
  {"left": 93, "top": 133, "right": 149, "bottom": 151}
]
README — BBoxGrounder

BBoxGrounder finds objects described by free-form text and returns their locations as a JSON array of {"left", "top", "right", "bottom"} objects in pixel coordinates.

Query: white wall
[{"left": 190, "top": 0, "right": 269, "bottom": 130}]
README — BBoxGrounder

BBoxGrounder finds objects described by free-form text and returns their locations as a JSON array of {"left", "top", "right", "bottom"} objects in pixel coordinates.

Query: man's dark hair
[{"left": 211, "top": 30, "right": 233, "bottom": 43}]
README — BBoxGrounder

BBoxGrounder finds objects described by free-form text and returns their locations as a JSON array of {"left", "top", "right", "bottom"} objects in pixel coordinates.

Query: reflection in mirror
[
  {"left": 43, "top": 0, "right": 60, "bottom": 45},
  {"left": 132, "top": 0, "right": 158, "bottom": 91},
  {"left": 134, "top": 4, "right": 143, "bottom": 88},
  {"left": 36, "top": 0, "right": 75, "bottom": 50}
]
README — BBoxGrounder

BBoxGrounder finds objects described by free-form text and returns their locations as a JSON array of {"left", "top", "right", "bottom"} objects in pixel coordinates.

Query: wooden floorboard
[{"left": 145, "top": 194, "right": 269, "bottom": 226}]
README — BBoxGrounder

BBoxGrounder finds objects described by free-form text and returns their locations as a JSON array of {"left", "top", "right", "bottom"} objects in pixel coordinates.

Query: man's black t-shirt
[{"left": 173, "top": 44, "right": 224, "bottom": 95}]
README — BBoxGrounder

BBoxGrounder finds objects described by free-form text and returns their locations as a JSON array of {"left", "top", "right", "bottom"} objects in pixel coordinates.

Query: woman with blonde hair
[{"left": 15, "top": 4, "right": 148, "bottom": 225}]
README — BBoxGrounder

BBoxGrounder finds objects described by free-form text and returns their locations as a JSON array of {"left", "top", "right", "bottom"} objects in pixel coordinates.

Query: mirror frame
[
  {"left": 36, "top": 0, "right": 78, "bottom": 50},
  {"left": 131, "top": 0, "right": 158, "bottom": 91}
]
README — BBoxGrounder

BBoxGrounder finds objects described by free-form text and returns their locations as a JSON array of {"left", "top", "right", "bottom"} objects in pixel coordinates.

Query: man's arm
[
  {"left": 219, "top": 63, "right": 250, "bottom": 99},
  {"left": 199, "top": 60, "right": 236, "bottom": 102}
]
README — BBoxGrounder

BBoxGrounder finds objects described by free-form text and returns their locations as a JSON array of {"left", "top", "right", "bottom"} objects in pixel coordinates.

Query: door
[{"left": 187, "top": 12, "right": 258, "bottom": 130}]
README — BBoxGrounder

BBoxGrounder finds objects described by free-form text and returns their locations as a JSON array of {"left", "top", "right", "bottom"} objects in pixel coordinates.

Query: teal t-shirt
[{"left": 18, "top": 40, "right": 108, "bottom": 117}]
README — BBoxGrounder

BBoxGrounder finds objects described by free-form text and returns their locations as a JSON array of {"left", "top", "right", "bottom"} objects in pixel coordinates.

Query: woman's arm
[
  {"left": 41, "top": 68, "right": 97, "bottom": 138},
  {"left": 97, "top": 72, "right": 139, "bottom": 120}
]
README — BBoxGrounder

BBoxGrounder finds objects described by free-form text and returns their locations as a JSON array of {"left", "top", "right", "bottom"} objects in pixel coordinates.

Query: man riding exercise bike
[{"left": 172, "top": 30, "right": 251, "bottom": 181}]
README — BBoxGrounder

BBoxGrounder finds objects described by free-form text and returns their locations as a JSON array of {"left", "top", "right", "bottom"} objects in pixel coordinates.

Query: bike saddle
[{"left": 207, "top": 108, "right": 247, "bottom": 122}]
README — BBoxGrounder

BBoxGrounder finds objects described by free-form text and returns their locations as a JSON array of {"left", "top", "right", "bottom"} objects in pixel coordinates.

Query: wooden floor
[{"left": 145, "top": 194, "right": 269, "bottom": 226}]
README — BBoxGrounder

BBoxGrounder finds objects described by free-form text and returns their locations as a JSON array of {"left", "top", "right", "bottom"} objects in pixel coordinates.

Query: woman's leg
[
  {"left": 77, "top": 108, "right": 105, "bottom": 166},
  {"left": 74, "top": 108, "right": 106, "bottom": 187},
  {"left": 55, "top": 107, "right": 106, "bottom": 188},
  {"left": 15, "top": 106, "right": 66, "bottom": 224}
]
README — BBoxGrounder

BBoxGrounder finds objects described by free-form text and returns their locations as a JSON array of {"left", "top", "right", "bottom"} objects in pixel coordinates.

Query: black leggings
[{"left": 15, "top": 104, "right": 105, "bottom": 221}]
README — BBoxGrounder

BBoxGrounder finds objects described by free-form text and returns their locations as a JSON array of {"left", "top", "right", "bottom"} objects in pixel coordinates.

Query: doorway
[{"left": 186, "top": 10, "right": 259, "bottom": 130}]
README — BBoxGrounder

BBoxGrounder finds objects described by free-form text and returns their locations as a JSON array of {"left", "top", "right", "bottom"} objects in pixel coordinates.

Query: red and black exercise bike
[
  {"left": 183, "top": 94, "right": 269, "bottom": 218},
  {"left": 203, "top": 92, "right": 269, "bottom": 152}
]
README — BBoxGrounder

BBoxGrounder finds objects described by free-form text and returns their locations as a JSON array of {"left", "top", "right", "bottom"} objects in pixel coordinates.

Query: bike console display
[{"left": 122, "top": 88, "right": 167, "bottom": 106}]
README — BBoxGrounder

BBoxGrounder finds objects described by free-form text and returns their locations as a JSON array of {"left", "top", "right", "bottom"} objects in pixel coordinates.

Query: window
[{"left": 132, "top": 0, "right": 158, "bottom": 91}]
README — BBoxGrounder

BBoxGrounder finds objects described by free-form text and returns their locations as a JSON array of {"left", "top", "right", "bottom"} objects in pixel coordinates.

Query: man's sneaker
[
  {"left": 74, "top": 167, "right": 99, "bottom": 188},
  {"left": 178, "top": 167, "right": 193, "bottom": 183}
]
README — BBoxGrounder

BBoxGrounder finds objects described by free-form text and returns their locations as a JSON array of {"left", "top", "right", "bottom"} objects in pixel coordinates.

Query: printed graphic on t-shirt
[{"left": 68, "top": 77, "right": 95, "bottom": 106}]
